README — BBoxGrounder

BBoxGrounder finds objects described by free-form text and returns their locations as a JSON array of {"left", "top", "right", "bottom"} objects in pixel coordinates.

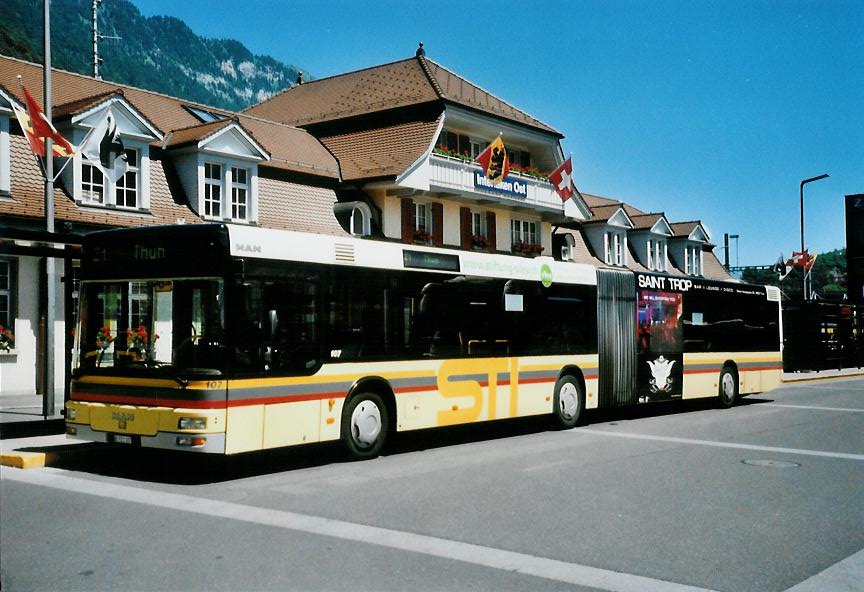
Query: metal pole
[
  {"left": 92, "top": 0, "right": 99, "bottom": 78},
  {"left": 43, "top": 0, "right": 56, "bottom": 419},
  {"left": 799, "top": 174, "right": 829, "bottom": 302},
  {"left": 723, "top": 233, "right": 730, "bottom": 269}
]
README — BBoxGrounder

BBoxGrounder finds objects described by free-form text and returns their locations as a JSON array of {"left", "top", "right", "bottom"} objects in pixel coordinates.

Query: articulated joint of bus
[{"left": 65, "top": 401, "right": 227, "bottom": 453}]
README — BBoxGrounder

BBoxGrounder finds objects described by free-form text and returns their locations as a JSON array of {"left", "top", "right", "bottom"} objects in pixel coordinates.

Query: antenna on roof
[
  {"left": 92, "top": 0, "right": 121, "bottom": 79},
  {"left": 296, "top": 71, "right": 303, "bottom": 85},
  {"left": 416, "top": 42, "right": 425, "bottom": 57}
]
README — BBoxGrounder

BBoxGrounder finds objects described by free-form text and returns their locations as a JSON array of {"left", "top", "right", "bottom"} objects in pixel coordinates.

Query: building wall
[{"left": 0, "top": 256, "right": 65, "bottom": 397}]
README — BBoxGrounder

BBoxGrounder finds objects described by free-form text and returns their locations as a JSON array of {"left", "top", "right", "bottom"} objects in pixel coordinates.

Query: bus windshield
[{"left": 75, "top": 278, "right": 226, "bottom": 376}]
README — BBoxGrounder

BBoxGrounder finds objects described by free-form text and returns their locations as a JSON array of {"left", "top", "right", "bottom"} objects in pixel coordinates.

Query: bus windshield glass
[{"left": 75, "top": 279, "right": 226, "bottom": 376}]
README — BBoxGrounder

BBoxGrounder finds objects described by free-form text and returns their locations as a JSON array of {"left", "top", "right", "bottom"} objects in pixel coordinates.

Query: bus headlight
[
  {"left": 178, "top": 417, "right": 207, "bottom": 430},
  {"left": 176, "top": 436, "right": 207, "bottom": 447},
  {"left": 66, "top": 407, "right": 77, "bottom": 420}
]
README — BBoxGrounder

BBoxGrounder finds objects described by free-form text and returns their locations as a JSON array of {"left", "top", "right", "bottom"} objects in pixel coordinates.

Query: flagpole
[{"left": 43, "top": 0, "right": 56, "bottom": 419}]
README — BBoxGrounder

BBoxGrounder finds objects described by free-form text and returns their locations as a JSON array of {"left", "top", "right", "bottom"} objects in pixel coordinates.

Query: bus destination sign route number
[{"left": 403, "top": 250, "right": 461, "bottom": 272}]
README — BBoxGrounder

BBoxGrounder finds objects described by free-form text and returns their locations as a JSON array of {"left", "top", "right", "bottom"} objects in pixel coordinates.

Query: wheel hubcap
[
  {"left": 351, "top": 401, "right": 382, "bottom": 448},
  {"left": 559, "top": 383, "right": 579, "bottom": 419},
  {"left": 722, "top": 374, "right": 735, "bottom": 400}
]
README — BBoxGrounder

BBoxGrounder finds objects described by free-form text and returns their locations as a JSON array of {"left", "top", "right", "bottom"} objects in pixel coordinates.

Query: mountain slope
[{"left": 0, "top": 0, "right": 308, "bottom": 111}]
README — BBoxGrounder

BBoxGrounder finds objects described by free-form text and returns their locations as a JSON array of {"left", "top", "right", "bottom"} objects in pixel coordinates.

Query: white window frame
[
  {"left": 0, "top": 114, "right": 10, "bottom": 195},
  {"left": 511, "top": 219, "right": 537, "bottom": 246},
  {"left": 204, "top": 161, "right": 223, "bottom": 218},
  {"left": 230, "top": 165, "right": 249, "bottom": 220},
  {"left": 114, "top": 148, "right": 140, "bottom": 208},
  {"left": 471, "top": 211, "right": 487, "bottom": 238},
  {"left": 350, "top": 202, "right": 372, "bottom": 237},
  {"left": 0, "top": 258, "right": 12, "bottom": 331},
  {"left": 646, "top": 240, "right": 654, "bottom": 270},
  {"left": 75, "top": 138, "right": 149, "bottom": 211},
  {"left": 415, "top": 202, "right": 432, "bottom": 233},
  {"left": 198, "top": 157, "right": 258, "bottom": 224},
  {"left": 81, "top": 161, "right": 106, "bottom": 204},
  {"left": 604, "top": 232, "right": 612, "bottom": 265}
]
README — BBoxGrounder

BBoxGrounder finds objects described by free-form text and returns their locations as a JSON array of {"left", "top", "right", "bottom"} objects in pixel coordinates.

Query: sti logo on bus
[{"left": 638, "top": 274, "right": 693, "bottom": 292}]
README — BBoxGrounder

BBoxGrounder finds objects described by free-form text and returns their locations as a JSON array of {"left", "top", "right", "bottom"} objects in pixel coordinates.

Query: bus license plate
[{"left": 114, "top": 434, "right": 133, "bottom": 444}]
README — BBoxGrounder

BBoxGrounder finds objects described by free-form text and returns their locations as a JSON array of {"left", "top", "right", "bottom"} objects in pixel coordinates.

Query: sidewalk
[
  {"left": 0, "top": 394, "right": 65, "bottom": 440},
  {"left": 782, "top": 367, "right": 864, "bottom": 382}
]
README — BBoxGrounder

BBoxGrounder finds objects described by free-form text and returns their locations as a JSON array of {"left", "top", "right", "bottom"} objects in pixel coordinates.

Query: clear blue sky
[{"left": 134, "top": 0, "right": 863, "bottom": 267}]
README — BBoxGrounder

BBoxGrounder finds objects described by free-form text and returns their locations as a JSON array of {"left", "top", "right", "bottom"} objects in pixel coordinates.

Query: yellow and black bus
[{"left": 66, "top": 224, "right": 782, "bottom": 458}]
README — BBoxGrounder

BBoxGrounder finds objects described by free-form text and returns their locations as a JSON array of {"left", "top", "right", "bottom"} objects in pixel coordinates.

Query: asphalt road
[{"left": 2, "top": 376, "right": 863, "bottom": 592}]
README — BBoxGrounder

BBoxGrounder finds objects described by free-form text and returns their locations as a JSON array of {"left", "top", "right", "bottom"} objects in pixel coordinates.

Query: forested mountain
[
  {"left": 0, "top": 0, "right": 308, "bottom": 111},
  {"left": 742, "top": 248, "right": 849, "bottom": 301}
]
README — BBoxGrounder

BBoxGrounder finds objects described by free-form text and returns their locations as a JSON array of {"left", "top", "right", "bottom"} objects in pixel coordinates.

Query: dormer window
[
  {"left": 167, "top": 120, "right": 268, "bottom": 225},
  {"left": 685, "top": 246, "right": 702, "bottom": 275},
  {"left": 603, "top": 230, "right": 626, "bottom": 266}
]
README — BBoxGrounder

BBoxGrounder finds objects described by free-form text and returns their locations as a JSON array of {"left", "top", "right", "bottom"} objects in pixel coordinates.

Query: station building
[{"left": 0, "top": 47, "right": 731, "bottom": 401}]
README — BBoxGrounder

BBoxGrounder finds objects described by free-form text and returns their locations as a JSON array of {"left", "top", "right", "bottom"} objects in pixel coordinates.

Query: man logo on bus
[{"left": 647, "top": 355, "right": 675, "bottom": 393}]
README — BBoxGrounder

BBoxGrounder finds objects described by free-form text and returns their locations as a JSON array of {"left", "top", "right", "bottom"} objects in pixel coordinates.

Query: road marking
[
  {"left": 763, "top": 403, "right": 864, "bottom": 413},
  {"left": 783, "top": 546, "right": 864, "bottom": 591},
  {"left": 2, "top": 467, "right": 716, "bottom": 592},
  {"left": 576, "top": 429, "right": 864, "bottom": 462}
]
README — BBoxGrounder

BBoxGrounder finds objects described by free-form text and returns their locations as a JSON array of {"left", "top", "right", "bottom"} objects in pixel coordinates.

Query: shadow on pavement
[{"left": 25, "top": 396, "right": 774, "bottom": 485}]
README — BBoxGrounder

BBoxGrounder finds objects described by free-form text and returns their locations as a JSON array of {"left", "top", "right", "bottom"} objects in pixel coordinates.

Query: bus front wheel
[
  {"left": 718, "top": 366, "right": 738, "bottom": 408},
  {"left": 552, "top": 375, "right": 583, "bottom": 429},
  {"left": 341, "top": 392, "right": 388, "bottom": 460}
]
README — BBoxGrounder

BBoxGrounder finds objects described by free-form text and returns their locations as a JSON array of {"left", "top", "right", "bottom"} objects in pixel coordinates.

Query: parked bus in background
[{"left": 66, "top": 224, "right": 783, "bottom": 459}]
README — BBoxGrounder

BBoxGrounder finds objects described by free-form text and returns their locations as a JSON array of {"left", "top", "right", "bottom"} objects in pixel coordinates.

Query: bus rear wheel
[
  {"left": 718, "top": 366, "right": 739, "bottom": 408},
  {"left": 552, "top": 375, "right": 583, "bottom": 429},
  {"left": 341, "top": 392, "right": 388, "bottom": 460}
]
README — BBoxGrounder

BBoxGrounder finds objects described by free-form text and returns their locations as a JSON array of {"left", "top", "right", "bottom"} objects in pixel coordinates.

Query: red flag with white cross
[{"left": 549, "top": 157, "right": 574, "bottom": 202}]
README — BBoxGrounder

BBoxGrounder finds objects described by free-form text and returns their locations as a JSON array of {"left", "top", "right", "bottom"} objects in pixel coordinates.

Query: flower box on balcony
[
  {"left": 413, "top": 230, "right": 432, "bottom": 244},
  {"left": 432, "top": 145, "right": 473, "bottom": 163},
  {"left": 470, "top": 235, "right": 491, "bottom": 250},
  {"left": 512, "top": 242, "right": 544, "bottom": 256}
]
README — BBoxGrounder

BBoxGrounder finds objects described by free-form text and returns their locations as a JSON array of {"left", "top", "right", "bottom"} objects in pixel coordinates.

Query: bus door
[
  {"left": 635, "top": 279, "right": 684, "bottom": 402},
  {"left": 597, "top": 270, "right": 637, "bottom": 407}
]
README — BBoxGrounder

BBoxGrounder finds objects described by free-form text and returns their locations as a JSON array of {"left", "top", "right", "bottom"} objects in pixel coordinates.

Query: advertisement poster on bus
[{"left": 636, "top": 290, "right": 684, "bottom": 402}]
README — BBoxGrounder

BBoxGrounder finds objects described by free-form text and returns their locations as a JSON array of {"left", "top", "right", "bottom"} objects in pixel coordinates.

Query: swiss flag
[
  {"left": 549, "top": 157, "right": 574, "bottom": 202},
  {"left": 13, "top": 85, "right": 76, "bottom": 158}
]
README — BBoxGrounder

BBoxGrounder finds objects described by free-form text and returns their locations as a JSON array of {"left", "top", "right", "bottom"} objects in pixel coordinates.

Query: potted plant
[
  {"left": 471, "top": 235, "right": 490, "bottom": 250},
  {"left": 512, "top": 242, "right": 544, "bottom": 256},
  {"left": 413, "top": 230, "right": 432, "bottom": 244},
  {"left": 0, "top": 324, "right": 14, "bottom": 352},
  {"left": 95, "top": 325, "right": 114, "bottom": 366},
  {"left": 126, "top": 324, "right": 159, "bottom": 360}
]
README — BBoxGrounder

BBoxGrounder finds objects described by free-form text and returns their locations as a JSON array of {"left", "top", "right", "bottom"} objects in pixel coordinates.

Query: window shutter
[
  {"left": 401, "top": 198, "right": 414, "bottom": 243},
  {"left": 460, "top": 207, "right": 472, "bottom": 249},
  {"left": 431, "top": 202, "right": 444, "bottom": 246},
  {"left": 486, "top": 211, "right": 496, "bottom": 252}
]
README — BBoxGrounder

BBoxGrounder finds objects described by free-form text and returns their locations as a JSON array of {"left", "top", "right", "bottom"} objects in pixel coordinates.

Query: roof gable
[
  {"left": 167, "top": 119, "right": 269, "bottom": 161},
  {"left": 70, "top": 93, "right": 163, "bottom": 141},
  {"left": 631, "top": 213, "right": 673, "bottom": 236},
  {"left": 671, "top": 221, "right": 710, "bottom": 242}
]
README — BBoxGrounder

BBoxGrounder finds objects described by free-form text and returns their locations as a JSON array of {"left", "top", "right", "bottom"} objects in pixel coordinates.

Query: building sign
[
  {"left": 846, "top": 194, "right": 864, "bottom": 302},
  {"left": 473, "top": 171, "right": 528, "bottom": 198},
  {"left": 403, "top": 250, "right": 461, "bottom": 272}
]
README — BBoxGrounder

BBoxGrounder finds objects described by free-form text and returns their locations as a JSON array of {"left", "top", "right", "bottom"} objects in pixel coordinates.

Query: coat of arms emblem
[{"left": 647, "top": 355, "right": 676, "bottom": 393}]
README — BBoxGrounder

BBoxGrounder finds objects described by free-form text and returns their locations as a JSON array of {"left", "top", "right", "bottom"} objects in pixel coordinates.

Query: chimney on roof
[
  {"left": 296, "top": 71, "right": 303, "bottom": 85},
  {"left": 416, "top": 42, "right": 425, "bottom": 57}
]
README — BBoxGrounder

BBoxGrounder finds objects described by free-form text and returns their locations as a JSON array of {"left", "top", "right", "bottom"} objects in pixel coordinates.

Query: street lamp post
[{"left": 800, "top": 173, "right": 829, "bottom": 300}]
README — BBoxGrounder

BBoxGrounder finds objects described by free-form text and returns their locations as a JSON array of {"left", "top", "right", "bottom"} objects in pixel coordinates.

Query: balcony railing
[{"left": 428, "top": 153, "right": 564, "bottom": 212}]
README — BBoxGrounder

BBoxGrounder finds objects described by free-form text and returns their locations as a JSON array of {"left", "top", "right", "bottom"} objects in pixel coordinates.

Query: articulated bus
[{"left": 66, "top": 224, "right": 783, "bottom": 458}]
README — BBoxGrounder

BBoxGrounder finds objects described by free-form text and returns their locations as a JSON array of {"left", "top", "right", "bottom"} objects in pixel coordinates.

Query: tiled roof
[
  {"left": 0, "top": 56, "right": 338, "bottom": 178},
  {"left": 670, "top": 221, "right": 702, "bottom": 238},
  {"left": 164, "top": 119, "right": 235, "bottom": 148},
  {"left": 584, "top": 203, "right": 631, "bottom": 225},
  {"left": 318, "top": 116, "right": 441, "bottom": 181},
  {"left": 246, "top": 55, "right": 560, "bottom": 135},
  {"left": 1, "top": 134, "right": 194, "bottom": 228},
  {"left": 554, "top": 228, "right": 603, "bottom": 266},
  {"left": 580, "top": 192, "right": 646, "bottom": 217},
  {"left": 629, "top": 213, "right": 667, "bottom": 231},
  {"left": 702, "top": 250, "right": 736, "bottom": 281}
]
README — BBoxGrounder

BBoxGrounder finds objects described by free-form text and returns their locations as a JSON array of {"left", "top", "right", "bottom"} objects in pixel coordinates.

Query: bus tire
[
  {"left": 718, "top": 366, "right": 738, "bottom": 408},
  {"left": 341, "top": 392, "right": 388, "bottom": 460},
  {"left": 552, "top": 375, "right": 583, "bottom": 429}
]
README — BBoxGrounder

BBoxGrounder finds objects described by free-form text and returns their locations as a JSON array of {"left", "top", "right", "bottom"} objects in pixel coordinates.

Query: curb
[
  {"left": 1, "top": 451, "right": 47, "bottom": 469},
  {"left": 782, "top": 371, "right": 864, "bottom": 384}
]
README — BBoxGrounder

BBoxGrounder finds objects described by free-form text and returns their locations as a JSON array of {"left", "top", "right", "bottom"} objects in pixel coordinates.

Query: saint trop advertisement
[{"left": 636, "top": 290, "right": 684, "bottom": 402}]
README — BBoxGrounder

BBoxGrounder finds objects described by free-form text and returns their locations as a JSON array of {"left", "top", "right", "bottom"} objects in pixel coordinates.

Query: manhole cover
[{"left": 742, "top": 459, "right": 801, "bottom": 468}]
